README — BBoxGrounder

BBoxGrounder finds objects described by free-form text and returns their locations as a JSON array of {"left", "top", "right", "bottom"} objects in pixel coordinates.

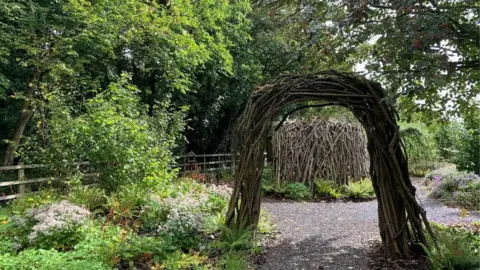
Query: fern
[
  {"left": 344, "top": 178, "right": 375, "bottom": 199},
  {"left": 314, "top": 179, "right": 342, "bottom": 199}
]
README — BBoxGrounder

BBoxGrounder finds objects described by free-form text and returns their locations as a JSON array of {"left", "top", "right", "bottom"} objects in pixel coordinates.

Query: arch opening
[{"left": 225, "top": 71, "right": 434, "bottom": 259}]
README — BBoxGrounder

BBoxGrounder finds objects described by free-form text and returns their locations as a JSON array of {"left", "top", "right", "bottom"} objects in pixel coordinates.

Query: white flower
[{"left": 23, "top": 201, "right": 90, "bottom": 243}]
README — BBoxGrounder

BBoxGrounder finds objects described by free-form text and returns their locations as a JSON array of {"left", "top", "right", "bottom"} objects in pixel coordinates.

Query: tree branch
[{"left": 274, "top": 103, "right": 339, "bottom": 131}]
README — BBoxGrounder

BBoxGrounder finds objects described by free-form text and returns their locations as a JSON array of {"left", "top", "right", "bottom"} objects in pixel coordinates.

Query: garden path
[{"left": 257, "top": 178, "right": 480, "bottom": 270}]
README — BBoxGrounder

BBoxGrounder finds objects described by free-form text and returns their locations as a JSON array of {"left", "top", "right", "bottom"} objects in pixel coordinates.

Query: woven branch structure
[
  {"left": 226, "top": 71, "right": 434, "bottom": 259},
  {"left": 273, "top": 118, "right": 368, "bottom": 186}
]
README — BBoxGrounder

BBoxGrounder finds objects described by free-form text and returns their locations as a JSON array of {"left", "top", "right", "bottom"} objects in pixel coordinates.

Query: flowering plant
[{"left": 13, "top": 201, "right": 91, "bottom": 250}]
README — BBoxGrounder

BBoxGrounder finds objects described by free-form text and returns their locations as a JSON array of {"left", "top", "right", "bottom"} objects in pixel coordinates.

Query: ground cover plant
[
  {"left": 0, "top": 178, "right": 273, "bottom": 269},
  {"left": 422, "top": 222, "right": 480, "bottom": 270},
  {"left": 425, "top": 167, "right": 480, "bottom": 210},
  {"left": 261, "top": 167, "right": 376, "bottom": 201}
]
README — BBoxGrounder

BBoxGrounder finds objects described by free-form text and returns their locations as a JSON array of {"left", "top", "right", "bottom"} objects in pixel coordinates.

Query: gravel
[{"left": 257, "top": 179, "right": 480, "bottom": 270}]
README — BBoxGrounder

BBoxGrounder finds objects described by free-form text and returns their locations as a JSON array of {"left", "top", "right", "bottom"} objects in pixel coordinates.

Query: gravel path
[{"left": 258, "top": 179, "right": 480, "bottom": 270}]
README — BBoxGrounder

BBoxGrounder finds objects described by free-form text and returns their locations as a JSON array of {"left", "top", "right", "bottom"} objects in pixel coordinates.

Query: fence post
[
  {"left": 17, "top": 162, "right": 25, "bottom": 195},
  {"left": 203, "top": 155, "right": 207, "bottom": 172}
]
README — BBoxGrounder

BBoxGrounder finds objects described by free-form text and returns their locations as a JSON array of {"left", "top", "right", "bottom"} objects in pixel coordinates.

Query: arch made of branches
[{"left": 225, "top": 71, "right": 434, "bottom": 259}]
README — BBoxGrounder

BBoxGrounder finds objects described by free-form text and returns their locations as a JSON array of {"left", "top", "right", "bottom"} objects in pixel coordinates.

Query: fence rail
[{"left": 0, "top": 152, "right": 234, "bottom": 201}]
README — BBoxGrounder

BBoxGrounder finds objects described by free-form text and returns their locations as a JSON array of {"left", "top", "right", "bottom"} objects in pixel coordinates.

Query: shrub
[
  {"left": 66, "top": 186, "right": 106, "bottom": 212},
  {"left": 455, "top": 118, "right": 480, "bottom": 174},
  {"left": 453, "top": 191, "right": 480, "bottom": 210},
  {"left": 139, "top": 200, "right": 168, "bottom": 233},
  {"left": 422, "top": 222, "right": 480, "bottom": 270},
  {"left": 217, "top": 168, "right": 234, "bottom": 182},
  {"left": 430, "top": 172, "right": 480, "bottom": 210},
  {"left": 399, "top": 122, "right": 438, "bottom": 168},
  {"left": 105, "top": 184, "right": 148, "bottom": 223},
  {"left": 284, "top": 182, "right": 312, "bottom": 200},
  {"left": 116, "top": 234, "right": 167, "bottom": 267},
  {"left": 21, "top": 75, "right": 186, "bottom": 191},
  {"left": 314, "top": 179, "right": 342, "bottom": 199},
  {"left": 344, "top": 178, "right": 375, "bottom": 200},
  {"left": 154, "top": 191, "right": 210, "bottom": 249},
  {"left": 13, "top": 201, "right": 91, "bottom": 250}
]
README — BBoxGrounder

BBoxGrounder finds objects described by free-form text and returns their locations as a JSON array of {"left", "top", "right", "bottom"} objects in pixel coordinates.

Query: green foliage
[
  {"left": 431, "top": 113, "right": 480, "bottom": 175},
  {"left": 218, "top": 251, "right": 249, "bottom": 270},
  {"left": 9, "top": 189, "right": 59, "bottom": 215},
  {"left": 0, "top": 249, "right": 110, "bottom": 270},
  {"left": 344, "top": 179, "right": 376, "bottom": 200},
  {"left": 117, "top": 234, "right": 168, "bottom": 267},
  {"left": 313, "top": 179, "right": 342, "bottom": 199},
  {"left": 422, "top": 222, "right": 480, "bottom": 270},
  {"left": 1, "top": 0, "right": 254, "bottom": 160},
  {"left": 284, "top": 182, "right": 312, "bottom": 200},
  {"left": 257, "top": 209, "right": 276, "bottom": 234},
  {"left": 22, "top": 76, "right": 185, "bottom": 190},
  {"left": 430, "top": 172, "right": 480, "bottom": 210},
  {"left": 454, "top": 114, "right": 480, "bottom": 174},
  {"left": 399, "top": 122, "right": 438, "bottom": 168},
  {"left": 160, "top": 250, "right": 208, "bottom": 270},
  {"left": 139, "top": 200, "right": 168, "bottom": 233},
  {"left": 215, "top": 225, "right": 253, "bottom": 252},
  {"left": 433, "top": 121, "right": 463, "bottom": 162},
  {"left": 105, "top": 184, "right": 147, "bottom": 223},
  {"left": 202, "top": 212, "right": 226, "bottom": 235},
  {"left": 66, "top": 186, "right": 106, "bottom": 212},
  {"left": 0, "top": 209, "right": 16, "bottom": 254},
  {"left": 0, "top": 181, "right": 253, "bottom": 269}
]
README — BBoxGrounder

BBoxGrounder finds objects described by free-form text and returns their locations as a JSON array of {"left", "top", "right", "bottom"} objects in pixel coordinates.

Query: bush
[
  {"left": 284, "top": 182, "right": 312, "bottom": 200},
  {"left": 422, "top": 222, "right": 480, "bottom": 270},
  {"left": 344, "top": 178, "right": 375, "bottom": 200},
  {"left": 455, "top": 117, "right": 480, "bottom": 174},
  {"left": 429, "top": 172, "right": 480, "bottom": 210},
  {"left": 433, "top": 114, "right": 479, "bottom": 174},
  {"left": 105, "top": 184, "right": 148, "bottom": 223},
  {"left": 453, "top": 191, "right": 480, "bottom": 210},
  {"left": 313, "top": 179, "right": 342, "bottom": 199},
  {"left": 13, "top": 201, "right": 91, "bottom": 251},
  {"left": 399, "top": 122, "right": 438, "bottom": 168},
  {"left": 20, "top": 75, "right": 186, "bottom": 191}
]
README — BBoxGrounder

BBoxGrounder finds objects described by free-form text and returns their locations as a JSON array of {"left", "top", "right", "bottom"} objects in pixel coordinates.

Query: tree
[
  {"left": 256, "top": 0, "right": 479, "bottom": 117},
  {"left": 344, "top": 0, "right": 479, "bottom": 116},
  {"left": 1, "top": 0, "right": 252, "bottom": 162}
]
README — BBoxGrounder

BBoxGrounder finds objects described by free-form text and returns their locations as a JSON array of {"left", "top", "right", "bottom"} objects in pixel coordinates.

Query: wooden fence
[{"left": 0, "top": 152, "right": 234, "bottom": 201}]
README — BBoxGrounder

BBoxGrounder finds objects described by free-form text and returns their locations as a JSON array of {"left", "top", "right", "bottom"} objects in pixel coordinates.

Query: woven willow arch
[{"left": 225, "top": 71, "right": 434, "bottom": 259}]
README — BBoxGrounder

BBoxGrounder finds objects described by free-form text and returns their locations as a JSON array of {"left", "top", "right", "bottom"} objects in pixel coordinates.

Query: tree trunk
[{"left": 3, "top": 69, "right": 41, "bottom": 166}]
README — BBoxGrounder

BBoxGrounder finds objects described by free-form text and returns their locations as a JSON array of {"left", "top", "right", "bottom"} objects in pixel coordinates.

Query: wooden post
[
  {"left": 203, "top": 155, "right": 207, "bottom": 172},
  {"left": 17, "top": 162, "right": 25, "bottom": 195}
]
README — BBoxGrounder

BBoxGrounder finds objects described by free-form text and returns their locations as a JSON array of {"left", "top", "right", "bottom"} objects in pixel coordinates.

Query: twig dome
[{"left": 272, "top": 118, "right": 368, "bottom": 187}]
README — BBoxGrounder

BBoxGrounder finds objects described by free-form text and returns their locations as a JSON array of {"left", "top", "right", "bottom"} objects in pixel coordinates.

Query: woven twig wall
[{"left": 272, "top": 118, "right": 368, "bottom": 187}]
